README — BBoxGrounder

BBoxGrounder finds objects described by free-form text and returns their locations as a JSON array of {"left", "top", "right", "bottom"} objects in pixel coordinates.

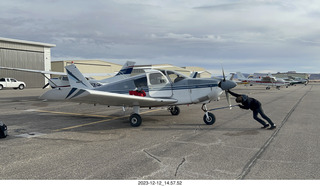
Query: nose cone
[{"left": 219, "top": 80, "right": 237, "bottom": 90}]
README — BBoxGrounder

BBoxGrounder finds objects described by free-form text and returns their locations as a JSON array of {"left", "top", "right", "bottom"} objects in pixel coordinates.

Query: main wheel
[
  {"left": 203, "top": 112, "right": 216, "bottom": 125},
  {"left": 129, "top": 113, "right": 142, "bottom": 127},
  {"left": 170, "top": 106, "right": 180, "bottom": 116}
]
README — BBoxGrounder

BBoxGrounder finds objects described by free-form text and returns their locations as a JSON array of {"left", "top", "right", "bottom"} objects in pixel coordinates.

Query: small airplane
[
  {"left": 0, "top": 61, "right": 136, "bottom": 88},
  {"left": 236, "top": 72, "right": 288, "bottom": 89},
  {"left": 287, "top": 76, "right": 309, "bottom": 85},
  {"left": 40, "top": 63, "right": 237, "bottom": 127}
]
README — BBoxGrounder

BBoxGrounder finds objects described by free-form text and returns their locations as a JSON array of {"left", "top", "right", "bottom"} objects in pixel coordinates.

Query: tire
[
  {"left": 0, "top": 85, "right": 3, "bottom": 90},
  {"left": 203, "top": 112, "right": 216, "bottom": 125},
  {"left": 170, "top": 106, "right": 180, "bottom": 116},
  {"left": 18, "top": 84, "right": 25, "bottom": 90},
  {"left": 129, "top": 113, "right": 142, "bottom": 127}
]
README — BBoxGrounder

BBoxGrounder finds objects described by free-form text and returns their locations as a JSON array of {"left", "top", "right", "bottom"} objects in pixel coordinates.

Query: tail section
[
  {"left": 101, "top": 61, "right": 135, "bottom": 84},
  {"left": 226, "top": 73, "right": 235, "bottom": 80},
  {"left": 236, "top": 72, "right": 246, "bottom": 80},
  {"left": 115, "top": 61, "right": 135, "bottom": 76},
  {"left": 66, "top": 63, "right": 93, "bottom": 89},
  {"left": 190, "top": 71, "right": 198, "bottom": 78}
]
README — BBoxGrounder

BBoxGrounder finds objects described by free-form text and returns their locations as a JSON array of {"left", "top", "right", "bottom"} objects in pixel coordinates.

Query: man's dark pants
[{"left": 253, "top": 107, "right": 275, "bottom": 126}]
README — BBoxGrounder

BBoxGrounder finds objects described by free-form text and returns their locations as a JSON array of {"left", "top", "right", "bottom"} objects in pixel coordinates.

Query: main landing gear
[
  {"left": 129, "top": 106, "right": 142, "bottom": 127},
  {"left": 168, "top": 106, "right": 180, "bottom": 116},
  {"left": 128, "top": 105, "right": 216, "bottom": 127},
  {"left": 129, "top": 113, "right": 142, "bottom": 127},
  {"left": 201, "top": 103, "right": 216, "bottom": 125}
]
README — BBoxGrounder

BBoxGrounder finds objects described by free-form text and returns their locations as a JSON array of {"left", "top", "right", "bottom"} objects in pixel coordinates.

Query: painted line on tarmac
[
  {"left": 47, "top": 109, "right": 162, "bottom": 132},
  {"left": 26, "top": 109, "right": 115, "bottom": 118}
]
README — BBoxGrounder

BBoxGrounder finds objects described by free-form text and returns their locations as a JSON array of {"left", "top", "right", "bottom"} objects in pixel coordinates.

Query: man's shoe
[
  {"left": 268, "top": 125, "right": 276, "bottom": 130},
  {"left": 261, "top": 124, "right": 270, "bottom": 129}
]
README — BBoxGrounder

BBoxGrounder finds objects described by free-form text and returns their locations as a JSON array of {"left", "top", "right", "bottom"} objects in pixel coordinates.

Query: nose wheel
[
  {"left": 201, "top": 103, "right": 216, "bottom": 125},
  {"left": 203, "top": 112, "right": 216, "bottom": 125}
]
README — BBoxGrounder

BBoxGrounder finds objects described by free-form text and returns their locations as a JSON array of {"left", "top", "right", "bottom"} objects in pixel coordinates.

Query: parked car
[{"left": 0, "top": 77, "right": 26, "bottom": 90}]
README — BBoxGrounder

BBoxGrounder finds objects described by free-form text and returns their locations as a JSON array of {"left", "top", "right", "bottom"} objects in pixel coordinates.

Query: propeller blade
[
  {"left": 221, "top": 65, "right": 226, "bottom": 81},
  {"left": 225, "top": 90, "right": 232, "bottom": 109}
]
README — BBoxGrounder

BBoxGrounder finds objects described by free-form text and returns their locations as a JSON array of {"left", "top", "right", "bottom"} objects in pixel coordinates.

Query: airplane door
[{"left": 146, "top": 70, "right": 173, "bottom": 97}]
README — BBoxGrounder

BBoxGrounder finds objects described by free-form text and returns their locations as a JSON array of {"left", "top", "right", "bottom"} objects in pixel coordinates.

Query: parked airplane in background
[
  {"left": 236, "top": 72, "right": 288, "bottom": 89},
  {"left": 0, "top": 61, "right": 136, "bottom": 88},
  {"left": 287, "top": 76, "right": 309, "bottom": 85},
  {"left": 40, "top": 63, "right": 237, "bottom": 127}
]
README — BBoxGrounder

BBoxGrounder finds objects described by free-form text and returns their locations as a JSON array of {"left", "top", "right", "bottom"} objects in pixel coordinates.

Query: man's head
[{"left": 236, "top": 96, "right": 243, "bottom": 103}]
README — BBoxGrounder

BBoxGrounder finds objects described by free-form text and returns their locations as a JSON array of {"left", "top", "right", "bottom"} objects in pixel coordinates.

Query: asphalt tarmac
[{"left": 0, "top": 83, "right": 319, "bottom": 180}]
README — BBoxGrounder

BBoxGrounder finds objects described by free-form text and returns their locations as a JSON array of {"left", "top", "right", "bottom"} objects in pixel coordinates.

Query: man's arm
[{"left": 228, "top": 90, "right": 241, "bottom": 97}]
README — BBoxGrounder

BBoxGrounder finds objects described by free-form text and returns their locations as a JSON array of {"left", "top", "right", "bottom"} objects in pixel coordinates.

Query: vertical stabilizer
[
  {"left": 115, "top": 61, "right": 135, "bottom": 76},
  {"left": 65, "top": 63, "right": 93, "bottom": 89},
  {"left": 236, "top": 72, "right": 246, "bottom": 80},
  {"left": 101, "top": 61, "right": 136, "bottom": 83},
  {"left": 190, "top": 71, "right": 198, "bottom": 78}
]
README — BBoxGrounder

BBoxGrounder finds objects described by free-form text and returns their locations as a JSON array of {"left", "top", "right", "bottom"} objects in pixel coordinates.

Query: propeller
[{"left": 218, "top": 66, "right": 237, "bottom": 109}]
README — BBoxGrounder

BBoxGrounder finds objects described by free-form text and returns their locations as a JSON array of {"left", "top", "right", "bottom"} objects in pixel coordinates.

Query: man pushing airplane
[{"left": 228, "top": 90, "right": 276, "bottom": 130}]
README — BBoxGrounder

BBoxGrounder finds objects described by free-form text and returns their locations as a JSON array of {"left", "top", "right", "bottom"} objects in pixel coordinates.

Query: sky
[{"left": 1, "top": 0, "right": 320, "bottom": 75}]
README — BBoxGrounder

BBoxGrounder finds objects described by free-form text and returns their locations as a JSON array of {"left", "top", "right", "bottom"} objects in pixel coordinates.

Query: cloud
[{"left": 1, "top": 0, "right": 320, "bottom": 73}]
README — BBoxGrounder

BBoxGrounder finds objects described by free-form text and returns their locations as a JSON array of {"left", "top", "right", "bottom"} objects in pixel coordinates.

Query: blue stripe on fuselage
[{"left": 106, "top": 83, "right": 218, "bottom": 94}]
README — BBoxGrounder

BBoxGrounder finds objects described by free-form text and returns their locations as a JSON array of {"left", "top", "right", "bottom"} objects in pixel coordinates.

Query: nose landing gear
[{"left": 201, "top": 103, "right": 216, "bottom": 125}]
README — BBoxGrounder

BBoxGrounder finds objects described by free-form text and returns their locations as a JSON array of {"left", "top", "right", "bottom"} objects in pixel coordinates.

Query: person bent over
[{"left": 228, "top": 90, "right": 276, "bottom": 130}]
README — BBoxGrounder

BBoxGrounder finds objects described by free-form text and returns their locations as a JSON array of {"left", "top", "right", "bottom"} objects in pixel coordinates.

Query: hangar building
[
  {"left": 51, "top": 60, "right": 123, "bottom": 80},
  {"left": 53, "top": 61, "right": 213, "bottom": 80},
  {"left": 0, "top": 37, "right": 55, "bottom": 88}
]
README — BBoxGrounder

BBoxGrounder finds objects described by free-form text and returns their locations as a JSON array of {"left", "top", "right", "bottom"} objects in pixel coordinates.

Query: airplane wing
[
  {"left": 0, "top": 66, "right": 115, "bottom": 77},
  {"left": 40, "top": 88, "right": 177, "bottom": 107},
  {"left": 0, "top": 66, "right": 66, "bottom": 76},
  {"left": 83, "top": 89, "right": 177, "bottom": 107}
]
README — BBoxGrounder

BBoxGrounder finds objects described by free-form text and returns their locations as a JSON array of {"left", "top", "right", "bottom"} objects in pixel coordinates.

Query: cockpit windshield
[{"left": 161, "top": 70, "right": 187, "bottom": 83}]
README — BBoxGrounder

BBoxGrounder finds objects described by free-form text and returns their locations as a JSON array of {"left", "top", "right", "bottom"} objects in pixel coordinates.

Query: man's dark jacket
[{"left": 228, "top": 90, "right": 261, "bottom": 111}]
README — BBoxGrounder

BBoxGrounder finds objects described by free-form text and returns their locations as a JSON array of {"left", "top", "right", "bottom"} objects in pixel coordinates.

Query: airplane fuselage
[{"left": 95, "top": 70, "right": 223, "bottom": 105}]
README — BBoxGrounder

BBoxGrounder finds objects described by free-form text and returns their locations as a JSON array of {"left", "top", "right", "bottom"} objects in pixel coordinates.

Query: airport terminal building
[{"left": 0, "top": 37, "right": 55, "bottom": 88}]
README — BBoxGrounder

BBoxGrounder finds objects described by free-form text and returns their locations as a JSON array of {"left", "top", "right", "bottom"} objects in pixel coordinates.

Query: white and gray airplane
[
  {"left": 236, "top": 72, "right": 288, "bottom": 89},
  {"left": 40, "top": 63, "right": 237, "bottom": 127}
]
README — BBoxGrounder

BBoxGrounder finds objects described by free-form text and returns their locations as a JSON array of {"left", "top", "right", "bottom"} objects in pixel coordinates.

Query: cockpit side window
[{"left": 149, "top": 73, "right": 168, "bottom": 85}]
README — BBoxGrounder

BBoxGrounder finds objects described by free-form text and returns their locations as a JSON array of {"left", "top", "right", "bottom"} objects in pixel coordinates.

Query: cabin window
[
  {"left": 134, "top": 76, "right": 148, "bottom": 87},
  {"left": 60, "top": 76, "right": 69, "bottom": 81}
]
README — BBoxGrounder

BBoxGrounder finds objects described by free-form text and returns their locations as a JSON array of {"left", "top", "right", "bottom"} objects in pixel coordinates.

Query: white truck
[{"left": 0, "top": 78, "right": 26, "bottom": 90}]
